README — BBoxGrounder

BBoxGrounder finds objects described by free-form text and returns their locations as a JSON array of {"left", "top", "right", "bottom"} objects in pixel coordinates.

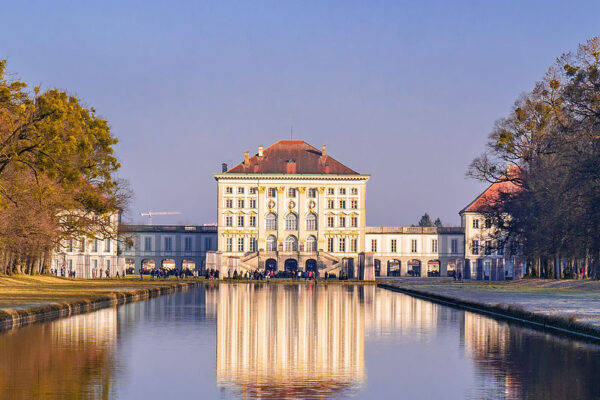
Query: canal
[{"left": 1, "top": 283, "right": 599, "bottom": 399}]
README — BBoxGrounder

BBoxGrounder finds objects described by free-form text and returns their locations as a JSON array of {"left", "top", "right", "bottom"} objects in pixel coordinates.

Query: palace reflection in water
[{"left": 1, "top": 284, "right": 599, "bottom": 400}]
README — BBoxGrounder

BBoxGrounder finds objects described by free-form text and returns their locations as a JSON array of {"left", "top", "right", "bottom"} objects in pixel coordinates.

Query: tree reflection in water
[{"left": 0, "top": 308, "right": 116, "bottom": 400}]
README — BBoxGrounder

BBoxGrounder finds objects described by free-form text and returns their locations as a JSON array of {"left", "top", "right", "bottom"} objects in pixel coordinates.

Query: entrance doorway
[
  {"left": 265, "top": 258, "right": 277, "bottom": 272},
  {"left": 407, "top": 260, "right": 421, "bottom": 277},
  {"left": 305, "top": 259, "right": 317, "bottom": 272},
  {"left": 427, "top": 260, "right": 440, "bottom": 277},
  {"left": 285, "top": 259, "right": 298, "bottom": 272},
  {"left": 387, "top": 259, "right": 401, "bottom": 277}
]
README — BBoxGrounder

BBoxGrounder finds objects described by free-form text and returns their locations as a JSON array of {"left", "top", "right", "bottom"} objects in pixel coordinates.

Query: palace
[
  {"left": 210, "top": 139, "right": 510, "bottom": 279},
  {"left": 53, "top": 139, "right": 523, "bottom": 281},
  {"left": 213, "top": 140, "right": 369, "bottom": 275}
]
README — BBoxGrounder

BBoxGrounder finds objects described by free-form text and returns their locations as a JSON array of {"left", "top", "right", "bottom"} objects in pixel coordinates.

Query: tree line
[
  {"left": 0, "top": 60, "right": 128, "bottom": 275},
  {"left": 469, "top": 37, "right": 600, "bottom": 279}
]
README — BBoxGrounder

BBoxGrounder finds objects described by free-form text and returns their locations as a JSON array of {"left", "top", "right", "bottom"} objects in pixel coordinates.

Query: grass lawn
[{"left": 0, "top": 274, "right": 199, "bottom": 310}]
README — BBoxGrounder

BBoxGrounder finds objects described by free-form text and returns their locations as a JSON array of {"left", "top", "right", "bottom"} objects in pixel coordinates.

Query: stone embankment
[
  {"left": 0, "top": 277, "right": 202, "bottom": 331},
  {"left": 379, "top": 279, "right": 600, "bottom": 342}
]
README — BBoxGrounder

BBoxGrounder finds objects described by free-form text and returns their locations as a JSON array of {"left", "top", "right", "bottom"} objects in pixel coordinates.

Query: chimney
[
  {"left": 258, "top": 145, "right": 263, "bottom": 157},
  {"left": 286, "top": 159, "right": 297, "bottom": 174},
  {"left": 221, "top": 163, "right": 228, "bottom": 172},
  {"left": 244, "top": 151, "right": 249, "bottom": 164},
  {"left": 321, "top": 145, "right": 327, "bottom": 157}
]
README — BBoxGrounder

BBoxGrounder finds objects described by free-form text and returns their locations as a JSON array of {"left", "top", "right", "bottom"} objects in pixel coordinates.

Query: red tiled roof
[
  {"left": 460, "top": 167, "right": 521, "bottom": 213},
  {"left": 225, "top": 140, "right": 360, "bottom": 175}
]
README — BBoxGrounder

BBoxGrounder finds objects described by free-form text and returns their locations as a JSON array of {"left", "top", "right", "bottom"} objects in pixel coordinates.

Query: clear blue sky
[{"left": 2, "top": 1, "right": 599, "bottom": 226}]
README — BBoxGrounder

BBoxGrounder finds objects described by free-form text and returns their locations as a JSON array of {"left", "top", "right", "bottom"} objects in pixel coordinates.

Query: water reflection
[
  {"left": 0, "top": 308, "right": 117, "bottom": 400},
  {"left": 0, "top": 284, "right": 598, "bottom": 400},
  {"left": 214, "top": 284, "right": 365, "bottom": 399},
  {"left": 463, "top": 312, "right": 600, "bottom": 399}
]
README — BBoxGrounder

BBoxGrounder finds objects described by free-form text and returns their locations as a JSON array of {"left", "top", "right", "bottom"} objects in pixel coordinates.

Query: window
[
  {"left": 249, "top": 215, "right": 256, "bottom": 227},
  {"left": 351, "top": 216, "right": 358, "bottom": 227},
  {"left": 268, "top": 188, "right": 277, "bottom": 198},
  {"left": 328, "top": 237, "right": 334, "bottom": 252},
  {"left": 93, "top": 239, "right": 99, "bottom": 252},
  {"left": 68, "top": 259, "right": 73, "bottom": 270},
  {"left": 339, "top": 238, "right": 346, "bottom": 252},
  {"left": 225, "top": 187, "right": 233, "bottom": 194},
  {"left": 93, "top": 259, "right": 98, "bottom": 270},
  {"left": 327, "top": 200, "right": 334, "bottom": 209},
  {"left": 391, "top": 239, "right": 397, "bottom": 253},
  {"left": 451, "top": 239, "right": 458, "bottom": 253},
  {"left": 68, "top": 239, "right": 73, "bottom": 252},
  {"left": 472, "top": 240, "right": 479, "bottom": 255},
  {"left": 238, "top": 187, "right": 244, "bottom": 194},
  {"left": 339, "top": 188, "right": 346, "bottom": 195},
  {"left": 266, "top": 213, "right": 277, "bottom": 230},
  {"left": 249, "top": 187, "right": 258, "bottom": 194},
  {"left": 306, "top": 213, "right": 317, "bottom": 230},
  {"left": 327, "top": 188, "right": 335, "bottom": 195},
  {"left": 226, "top": 237, "right": 233, "bottom": 252},
  {"left": 371, "top": 239, "right": 377, "bottom": 252},
  {"left": 226, "top": 216, "right": 233, "bottom": 227},
  {"left": 306, "top": 235, "right": 317, "bottom": 252},
  {"left": 204, "top": 237, "right": 212, "bottom": 250},
  {"left": 225, "top": 199, "right": 233, "bottom": 208},
  {"left": 164, "top": 237, "right": 172, "bottom": 252},
  {"left": 432, "top": 239, "right": 438, "bottom": 253},
  {"left": 144, "top": 237, "right": 152, "bottom": 251},
  {"left": 106, "top": 259, "right": 111, "bottom": 270},
  {"left": 498, "top": 243, "right": 504, "bottom": 256},
  {"left": 288, "top": 188, "right": 296, "bottom": 197},
  {"left": 351, "top": 200, "right": 358, "bottom": 209},
  {"left": 184, "top": 237, "right": 192, "bottom": 252},
  {"left": 350, "top": 238, "right": 357, "bottom": 252},
  {"left": 285, "top": 235, "right": 298, "bottom": 251},
  {"left": 237, "top": 199, "right": 244, "bottom": 208},
  {"left": 238, "top": 237, "right": 244, "bottom": 252},
  {"left": 285, "top": 213, "right": 298, "bottom": 230},
  {"left": 411, "top": 239, "right": 418, "bottom": 253},
  {"left": 327, "top": 216, "right": 334, "bottom": 228},
  {"left": 79, "top": 238, "right": 85, "bottom": 252},
  {"left": 308, "top": 188, "right": 317, "bottom": 198},
  {"left": 105, "top": 238, "right": 111, "bottom": 253},
  {"left": 351, "top": 188, "right": 358, "bottom": 195},
  {"left": 237, "top": 216, "right": 244, "bottom": 227},
  {"left": 339, "top": 216, "right": 346, "bottom": 227},
  {"left": 339, "top": 200, "right": 346, "bottom": 209},
  {"left": 249, "top": 199, "right": 256, "bottom": 208},
  {"left": 485, "top": 219, "right": 492, "bottom": 228},
  {"left": 485, "top": 240, "right": 492, "bottom": 255},
  {"left": 266, "top": 235, "right": 277, "bottom": 251},
  {"left": 473, "top": 219, "right": 479, "bottom": 228},
  {"left": 249, "top": 238, "right": 257, "bottom": 252}
]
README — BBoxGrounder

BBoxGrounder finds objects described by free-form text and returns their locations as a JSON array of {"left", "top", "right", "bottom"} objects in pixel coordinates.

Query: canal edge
[
  {"left": 377, "top": 283, "right": 600, "bottom": 344},
  {"left": 0, "top": 281, "right": 202, "bottom": 332}
]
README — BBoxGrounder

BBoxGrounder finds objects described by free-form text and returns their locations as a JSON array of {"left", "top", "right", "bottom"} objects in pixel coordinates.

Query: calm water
[{"left": 1, "top": 284, "right": 599, "bottom": 400}]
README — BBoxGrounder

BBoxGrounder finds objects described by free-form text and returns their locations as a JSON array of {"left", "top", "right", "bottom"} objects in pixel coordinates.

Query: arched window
[
  {"left": 266, "top": 235, "right": 277, "bottom": 252},
  {"left": 306, "top": 213, "right": 317, "bottom": 230},
  {"left": 266, "top": 213, "right": 277, "bottom": 230},
  {"left": 306, "top": 235, "right": 317, "bottom": 252},
  {"left": 285, "top": 213, "right": 298, "bottom": 230},
  {"left": 285, "top": 235, "right": 298, "bottom": 252}
]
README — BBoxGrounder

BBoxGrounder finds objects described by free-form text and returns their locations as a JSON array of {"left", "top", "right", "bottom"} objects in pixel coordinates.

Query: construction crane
[{"left": 140, "top": 211, "right": 182, "bottom": 225}]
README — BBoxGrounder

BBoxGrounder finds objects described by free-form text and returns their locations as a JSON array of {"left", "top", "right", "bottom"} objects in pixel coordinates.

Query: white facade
[
  {"left": 366, "top": 227, "right": 465, "bottom": 277},
  {"left": 51, "top": 213, "right": 124, "bottom": 278},
  {"left": 215, "top": 174, "right": 369, "bottom": 273}
]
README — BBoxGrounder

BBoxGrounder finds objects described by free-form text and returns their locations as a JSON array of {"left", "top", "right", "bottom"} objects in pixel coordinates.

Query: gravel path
[{"left": 381, "top": 279, "right": 600, "bottom": 329}]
